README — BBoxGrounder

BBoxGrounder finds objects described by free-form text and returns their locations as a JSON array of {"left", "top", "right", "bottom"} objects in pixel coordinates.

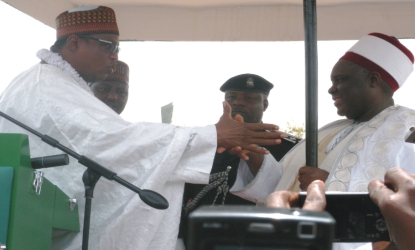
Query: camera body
[
  {"left": 299, "top": 192, "right": 389, "bottom": 242},
  {"left": 187, "top": 205, "right": 335, "bottom": 250}
]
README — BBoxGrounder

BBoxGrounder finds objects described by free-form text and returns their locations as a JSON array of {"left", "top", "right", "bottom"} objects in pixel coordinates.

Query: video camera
[
  {"left": 187, "top": 205, "right": 335, "bottom": 250},
  {"left": 299, "top": 192, "right": 389, "bottom": 242}
]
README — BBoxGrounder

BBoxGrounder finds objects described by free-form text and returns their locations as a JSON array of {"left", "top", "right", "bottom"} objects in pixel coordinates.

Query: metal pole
[{"left": 303, "top": 0, "right": 318, "bottom": 167}]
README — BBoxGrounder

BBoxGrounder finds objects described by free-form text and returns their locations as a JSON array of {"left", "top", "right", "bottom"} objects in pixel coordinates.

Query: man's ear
[
  {"left": 368, "top": 71, "right": 382, "bottom": 88},
  {"left": 66, "top": 35, "right": 81, "bottom": 52},
  {"left": 263, "top": 99, "right": 269, "bottom": 111}
]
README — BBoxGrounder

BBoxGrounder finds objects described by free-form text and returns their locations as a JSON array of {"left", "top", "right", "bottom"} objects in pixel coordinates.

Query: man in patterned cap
[
  {"left": 178, "top": 74, "right": 301, "bottom": 249},
  {"left": 0, "top": 6, "right": 284, "bottom": 250},
  {"left": 50, "top": 6, "right": 120, "bottom": 83},
  {"left": 90, "top": 60, "right": 129, "bottom": 114},
  {"left": 230, "top": 33, "right": 415, "bottom": 250}
]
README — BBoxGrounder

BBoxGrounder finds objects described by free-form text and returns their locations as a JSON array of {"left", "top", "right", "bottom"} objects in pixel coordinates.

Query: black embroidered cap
[{"left": 220, "top": 73, "right": 274, "bottom": 96}]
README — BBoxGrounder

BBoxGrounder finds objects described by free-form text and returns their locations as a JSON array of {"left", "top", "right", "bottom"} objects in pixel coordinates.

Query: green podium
[{"left": 0, "top": 133, "right": 80, "bottom": 250}]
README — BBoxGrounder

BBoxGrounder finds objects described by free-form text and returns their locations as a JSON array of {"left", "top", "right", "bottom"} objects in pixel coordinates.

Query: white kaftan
[
  {"left": 0, "top": 49, "right": 216, "bottom": 250},
  {"left": 231, "top": 105, "right": 415, "bottom": 250}
]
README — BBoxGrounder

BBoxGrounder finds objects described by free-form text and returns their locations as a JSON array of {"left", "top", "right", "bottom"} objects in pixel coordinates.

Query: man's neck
[{"left": 353, "top": 100, "right": 394, "bottom": 123}]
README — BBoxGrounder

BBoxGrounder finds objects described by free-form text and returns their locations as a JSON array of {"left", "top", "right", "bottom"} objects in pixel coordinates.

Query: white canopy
[{"left": 2, "top": 0, "right": 414, "bottom": 41}]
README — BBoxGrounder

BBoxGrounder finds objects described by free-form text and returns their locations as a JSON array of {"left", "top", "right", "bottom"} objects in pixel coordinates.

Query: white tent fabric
[{"left": 2, "top": 0, "right": 414, "bottom": 41}]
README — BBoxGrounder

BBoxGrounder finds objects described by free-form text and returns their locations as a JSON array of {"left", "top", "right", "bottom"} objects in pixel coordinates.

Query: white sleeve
[
  {"left": 230, "top": 154, "right": 282, "bottom": 205},
  {"left": 396, "top": 142, "right": 415, "bottom": 174}
]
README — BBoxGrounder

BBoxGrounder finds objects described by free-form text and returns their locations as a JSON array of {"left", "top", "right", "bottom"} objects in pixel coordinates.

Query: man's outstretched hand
[{"left": 215, "top": 101, "right": 284, "bottom": 155}]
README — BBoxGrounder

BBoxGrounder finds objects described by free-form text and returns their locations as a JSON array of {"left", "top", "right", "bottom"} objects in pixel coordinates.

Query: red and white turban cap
[{"left": 340, "top": 32, "right": 414, "bottom": 92}]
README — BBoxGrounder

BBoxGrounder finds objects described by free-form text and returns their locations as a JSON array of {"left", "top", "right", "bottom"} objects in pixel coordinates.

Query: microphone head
[{"left": 139, "top": 189, "right": 169, "bottom": 210}]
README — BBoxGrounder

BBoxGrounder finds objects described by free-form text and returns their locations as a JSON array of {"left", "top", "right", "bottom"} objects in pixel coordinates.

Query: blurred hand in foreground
[
  {"left": 298, "top": 166, "right": 329, "bottom": 191},
  {"left": 266, "top": 180, "right": 326, "bottom": 211},
  {"left": 369, "top": 167, "right": 414, "bottom": 250}
]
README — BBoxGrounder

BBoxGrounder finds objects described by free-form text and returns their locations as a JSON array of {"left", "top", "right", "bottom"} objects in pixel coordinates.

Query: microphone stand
[
  {"left": 0, "top": 111, "right": 169, "bottom": 250},
  {"left": 82, "top": 169, "right": 101, "bottom": 250}
]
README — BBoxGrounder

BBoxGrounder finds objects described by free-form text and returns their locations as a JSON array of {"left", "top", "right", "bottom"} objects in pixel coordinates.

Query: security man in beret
[{"left": 177, "top": 73, "right": 301, "bottom": 249}]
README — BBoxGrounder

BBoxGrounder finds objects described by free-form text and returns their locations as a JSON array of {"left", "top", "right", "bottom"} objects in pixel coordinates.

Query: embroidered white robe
[
  {"left": 0, "top": 49, "right": 217, "bottom": 250},
  {"left": 231, "top": 105, "right": 415, "bottom": 250}
]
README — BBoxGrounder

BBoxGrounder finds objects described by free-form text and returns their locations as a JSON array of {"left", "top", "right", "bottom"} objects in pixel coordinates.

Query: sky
[{"left": 0, "top": 0, "right": 418, "bottom": 133}]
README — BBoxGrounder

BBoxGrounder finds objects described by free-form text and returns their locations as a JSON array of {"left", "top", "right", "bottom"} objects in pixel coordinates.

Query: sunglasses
[{"left": 78, "top": 36, "right": 120, "bottom": 54}]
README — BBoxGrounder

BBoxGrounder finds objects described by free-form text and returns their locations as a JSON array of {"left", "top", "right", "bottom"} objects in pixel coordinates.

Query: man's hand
[
  {"left": 218, "top": 113, "right": 269, "bottom": 174},
  {"left": 215, "top": 102, "right": 283, "bottom": 155},
  {"left": 298, "top": 166, "right": 329, "bottom": 191},
  {"left": 228, "top": 146, "right": 264, "bottom": 175},
  {"left": 368, "top": 167, "right": 415, "bottom": 250},
  {"left": 372, "top": 241, "right": 398, "bottom": 250},
  {"left": 217, "top": 113, "right": 250, "bottom": 158},
  {"left": 266, "top": 180, "right": 326, "bottom": 211}
]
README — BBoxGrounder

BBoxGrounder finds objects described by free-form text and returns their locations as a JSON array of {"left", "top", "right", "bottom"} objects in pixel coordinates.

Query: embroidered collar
[
  {"left": 36, "top": 49, "right": 91, "bottom": 92},
  {"left": 351, "top": 121, "right": 365, "bottom": 127}
]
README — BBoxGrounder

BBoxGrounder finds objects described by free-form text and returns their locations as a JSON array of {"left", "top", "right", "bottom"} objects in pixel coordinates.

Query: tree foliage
[{"left": 284, "top": 121, "right": 305, "bottom": 138}]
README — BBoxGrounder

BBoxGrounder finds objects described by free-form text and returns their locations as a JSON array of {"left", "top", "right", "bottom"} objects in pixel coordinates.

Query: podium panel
[
  {"left": 0, "top": 133, "right": 79, "bottom": 250},
  {"left": 0, "top": 167, "right": 13, "bottom": 245}
]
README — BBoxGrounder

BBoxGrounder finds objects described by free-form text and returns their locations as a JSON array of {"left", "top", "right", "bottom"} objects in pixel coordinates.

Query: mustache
[
  {"left": 231, "top": 108, "right": 247, "bottom": 114},
  {"left": 105, "top": 101, "right": 118, "bottom": 107}
]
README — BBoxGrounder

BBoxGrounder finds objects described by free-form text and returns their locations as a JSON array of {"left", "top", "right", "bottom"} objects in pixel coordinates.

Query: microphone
[{"left": 31, "top": 154, "right": 69, "bottom": 169}]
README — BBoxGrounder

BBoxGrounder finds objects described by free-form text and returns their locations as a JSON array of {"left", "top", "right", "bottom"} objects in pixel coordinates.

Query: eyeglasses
[{"left": 78, "top": 36, "right": 120, "bottom": 54}]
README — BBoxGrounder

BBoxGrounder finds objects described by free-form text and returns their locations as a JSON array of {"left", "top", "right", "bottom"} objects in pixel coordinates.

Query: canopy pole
[{"left": 303, "top": 0, "right": 318, "bottom": 167}]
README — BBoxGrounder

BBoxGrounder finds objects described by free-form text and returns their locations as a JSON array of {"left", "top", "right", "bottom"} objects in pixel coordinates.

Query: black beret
[{"left": 220, "top": 73, "right": 274, "bottom": 95}]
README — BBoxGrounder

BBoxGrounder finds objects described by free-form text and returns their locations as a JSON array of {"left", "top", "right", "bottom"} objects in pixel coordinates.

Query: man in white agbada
[
  {"left": 0, "top": 6, "right": 284, "bottom": 250},
  {"left": 230, "top": 33, "right": 415, "bottom": 250}
]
